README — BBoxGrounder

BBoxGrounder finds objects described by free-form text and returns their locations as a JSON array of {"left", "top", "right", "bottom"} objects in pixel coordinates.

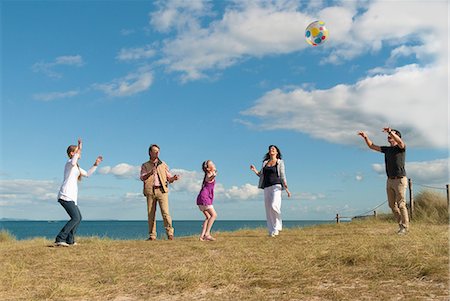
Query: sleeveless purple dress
[{"left": 196, "top": 180, "right": 215, "bottom": 206}]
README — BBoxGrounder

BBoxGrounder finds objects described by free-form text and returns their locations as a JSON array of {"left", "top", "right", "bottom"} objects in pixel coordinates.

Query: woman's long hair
[
  {"left": 67, "top": 145, "right": 82, "bottom": 181},
  {"left": 263, "top": 145, "right": 282, "bottom": 161}
]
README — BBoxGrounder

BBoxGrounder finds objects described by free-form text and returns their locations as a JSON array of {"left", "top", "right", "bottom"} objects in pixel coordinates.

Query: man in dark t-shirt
[{"left": 358, "top": 127, "right": 409, "bottom": 234}]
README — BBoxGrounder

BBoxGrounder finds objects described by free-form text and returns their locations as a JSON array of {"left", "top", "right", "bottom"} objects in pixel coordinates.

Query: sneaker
[
  {"left": 146, "top": 237, "right": 156, "bottom": 241},
  {"left": 70, "top": 242, "right": 78, "bottom": 246},
  {"left": 397, "top": 226, "right": 407, "bottom": 235},
  {"left": 55, "top": 241, "right": 70, "bottom": 247},
  {"left": 269, "top": 230, "right": 279, "bottom": 237}
]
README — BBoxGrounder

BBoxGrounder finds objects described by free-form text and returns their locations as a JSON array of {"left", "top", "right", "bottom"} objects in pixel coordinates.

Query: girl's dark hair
[
  {"left": 263, "top": 145, "right": 282, "bottom": 161},
  {"left": 201, "top": 160, "right": 211, "bottom": 185}
]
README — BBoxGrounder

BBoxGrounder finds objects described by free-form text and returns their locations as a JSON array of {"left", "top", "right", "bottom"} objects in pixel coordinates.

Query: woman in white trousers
[{"left": 250, "top": 145, "right": 291, "bottom": 237}]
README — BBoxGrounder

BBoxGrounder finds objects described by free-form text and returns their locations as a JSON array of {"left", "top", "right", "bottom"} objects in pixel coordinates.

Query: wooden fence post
[
  {"left": 336, "top": 213, "right": 340, "bottom": 224},
  {"left": 446, "top": 184, "right": 449, "bottom": 214},
  {"left": 408, "top": 178, "right": 414, "bottom": 220}
]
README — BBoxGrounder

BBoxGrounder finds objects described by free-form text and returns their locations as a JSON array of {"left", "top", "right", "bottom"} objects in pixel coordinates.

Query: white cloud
[
  {"left": 239, "top": 1, "right": 448, "bottom": 149},
  {"left": 0, "top": 179, "right": 59, "bottom": 205},
  {"left": 98, "top": 163, "right": 141, "bottom": 179},
  {"left": 32, "top": 55, "right": 84, "bottom": 78},
  {"left": 372, "top": 158, "right": 449, "bottom": 186},
  {"left": 54, "top": 55, "right": 84, "bottom": 66},
  {"left": 116, "top": 45, "right": 156, "bottom": 61},
  {"left": 153, "top": 1, "right": 439, "bottom": 81},
  {"left": 153, "top": 1, "right": 312, "bottom": 81},
  {"left": 124, "top": 192, "right": 144, "bottom": 202},
  {"left": 92, "top": 67, "right": 153, "bottom": 97},
  {"left": 241, "top": 62, "right": 448, "bottom": 148},
  {"left": 33, "top": 90, "right": 80, "bottom": 101},
  {"left": 149, "top": 0, "right": 213, "bottom": 33},
  {"left": 221, "top": 183, "right": 260, "bottom": 200},
  {"left": 170, "top": 168, "right": 203, "bottom": 193}
]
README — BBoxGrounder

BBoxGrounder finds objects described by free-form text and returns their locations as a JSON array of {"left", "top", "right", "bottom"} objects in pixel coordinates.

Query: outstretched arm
[
  {"left": 76, "top": 138, "right": 82, "bottom": 154},
  {"left": 358, "top": 131, "right": 381, "bottom": 152},
  {"left": 84, "top": 156, "right": 103, "bottom": 177},
  {"left": 383, "top": 127, "right": 405, "bottom": 149}
]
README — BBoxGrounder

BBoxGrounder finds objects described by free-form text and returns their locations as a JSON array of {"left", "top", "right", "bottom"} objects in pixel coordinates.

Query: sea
[{"left": 0, "top": 220, "right": 335, "bottom": 240}]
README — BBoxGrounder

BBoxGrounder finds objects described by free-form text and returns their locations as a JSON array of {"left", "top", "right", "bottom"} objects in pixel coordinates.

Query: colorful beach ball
[{"left": 305, "top": 20, "right": 328, "bottom": 46}]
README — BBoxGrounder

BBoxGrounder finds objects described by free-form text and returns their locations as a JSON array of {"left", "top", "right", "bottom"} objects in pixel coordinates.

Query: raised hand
[{"left": 95, "top": 156, "right": 103, "bottom": 166}]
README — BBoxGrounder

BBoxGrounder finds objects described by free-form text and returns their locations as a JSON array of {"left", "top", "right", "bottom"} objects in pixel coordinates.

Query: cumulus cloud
[
  {"left": 241, "top": 62, "right": 448, "bottom": 148},
  {"left": 33, "top": 90, "right": 80, "bottom": 101},
  {"left": 32, "top": 55, "right": 84, "bottom": 78},
  {"left": 152, "top": 0, "right": 312, "bottom": 81},
  {"left": 98, "top": 163, "right": 141, "bottom": 179},
  {"left": 170, "top": 168, "right": 202, "bottom": 193},
  {"left": 153, "top": 1, "right": 436, "bottom": 81},
  {"left": 372, "top": 158, "right": 449, "bottom": 186},
  {"left": 92, "top": 66, "right": 153, "bottom": 97},
  {"left": 0, "top": 179, "right": 58, "bottom": 205},
  {"left": 221, "top": 183, "right": 260, "bottom": 200}
]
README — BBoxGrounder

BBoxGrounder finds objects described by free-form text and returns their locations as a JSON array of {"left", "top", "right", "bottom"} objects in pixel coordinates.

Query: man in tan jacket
[{"left": 140, "top": 144, "right": 179, "bottom": 240}]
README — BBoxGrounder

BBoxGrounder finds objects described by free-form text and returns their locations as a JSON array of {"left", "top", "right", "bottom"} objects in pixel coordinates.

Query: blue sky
[{"left": 1, "top": 0, "right": 448, "bottom": 221}]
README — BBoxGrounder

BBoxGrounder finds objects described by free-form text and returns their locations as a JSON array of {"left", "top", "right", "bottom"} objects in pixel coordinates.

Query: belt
[
  {"left": 388, "top": 176, "right": 405, "bottom": 179},
  {"left": 152, "top": 186, "right": 162, "bottom": 190}
]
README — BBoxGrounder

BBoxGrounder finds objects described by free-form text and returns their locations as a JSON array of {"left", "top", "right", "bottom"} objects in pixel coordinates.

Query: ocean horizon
[{"left": 0, "top": 220, "right": 337, "bottom": 240}]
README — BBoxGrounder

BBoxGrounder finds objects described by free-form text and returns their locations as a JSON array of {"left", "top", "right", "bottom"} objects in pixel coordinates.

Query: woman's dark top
[{"left": 263, "top": 163, "right": 282, "bottom": 188}]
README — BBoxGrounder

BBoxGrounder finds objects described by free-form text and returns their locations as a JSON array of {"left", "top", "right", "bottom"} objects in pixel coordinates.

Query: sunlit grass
[{"left": 0, "top": 219, "right": 448, "bottom": 301}]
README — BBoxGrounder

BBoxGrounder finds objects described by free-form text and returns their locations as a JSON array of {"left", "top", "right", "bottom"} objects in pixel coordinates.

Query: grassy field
[{"left": 1, "top": 218, "right": 448, "bottom": 301}]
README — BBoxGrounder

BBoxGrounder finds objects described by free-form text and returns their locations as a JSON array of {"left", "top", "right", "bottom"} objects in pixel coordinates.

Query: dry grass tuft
[
  {"left": 413, "top": 189, "right": 448, "bottom": 224},
  {"left": 0, "top": 230, "right": 16, "bottom": 242},
  {"left": 0, "top": 220, "right": 448, "bottom": 301}
]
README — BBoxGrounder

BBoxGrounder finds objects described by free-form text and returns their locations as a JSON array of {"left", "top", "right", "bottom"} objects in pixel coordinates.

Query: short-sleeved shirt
[{"left": 380, "top": 145, "right": 406, "bottom": 178}]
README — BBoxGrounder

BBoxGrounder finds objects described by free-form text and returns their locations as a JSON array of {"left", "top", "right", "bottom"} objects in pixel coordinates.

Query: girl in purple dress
[{"left": 197, "top": 160, "right": 217, "bottom": 241}]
